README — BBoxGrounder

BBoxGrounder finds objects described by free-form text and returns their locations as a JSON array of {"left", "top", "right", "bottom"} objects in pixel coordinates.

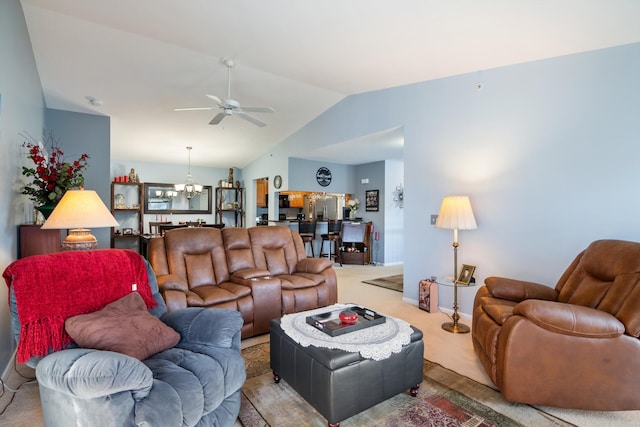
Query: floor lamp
[
  {"left": 435, "top": 195, "right": 477, "bottom": 333},
  {"left": 42, "top": 188, "right": 119, "bottom": 250}
]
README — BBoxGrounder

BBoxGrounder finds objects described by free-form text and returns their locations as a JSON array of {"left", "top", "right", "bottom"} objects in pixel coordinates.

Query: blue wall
[
  {"left": 45, "top": 109, "right": 111, "bottom": 247},
  {"left": 0, "top": 0, "right": 46, "bottom": 367}
]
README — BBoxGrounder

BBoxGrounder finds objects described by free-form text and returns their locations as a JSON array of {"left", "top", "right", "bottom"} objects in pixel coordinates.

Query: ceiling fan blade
[
  {"left": 209, "top": 112, "right": 226, "bottom": 125},
  {"left": 174, "top": 107, "right": 214, "bottom": 111},
  {"left": 240, "top": 106, "right": 275, "bottom": 113},
  {"left": 237, "top": 112, "right": 267, "bottom": 127},
  {"left": 206, "top": 94, "right": 226, "bottom": 107}
]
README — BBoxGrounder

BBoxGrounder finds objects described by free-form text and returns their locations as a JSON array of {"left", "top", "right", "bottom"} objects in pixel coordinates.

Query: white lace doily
[{"left": 280, "top": 304, "right": 414, "bottom": 361}]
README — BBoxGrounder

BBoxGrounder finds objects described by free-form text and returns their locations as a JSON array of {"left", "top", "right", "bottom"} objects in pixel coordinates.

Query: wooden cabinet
[
  {"left": 215, "top": 187, "right": 244, "bottom": 227},
  {"left": 289, "top": 192, "right": 305, "bottom": 208},
  {"left": 256, "top": 179, "right": 268, "bottom": 207},
  {"left": 18, "top": 224, "right": 62, "bottom": 258},
  {"left": 110, "top": 182, "right": 143, "bottom": 253},
  {"left": 339, "top": 221, "right": 372, "bottom": 265}
]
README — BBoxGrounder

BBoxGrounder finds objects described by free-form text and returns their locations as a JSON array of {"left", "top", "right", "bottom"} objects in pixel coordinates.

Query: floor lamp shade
[
  {"left": 41, "top": 189, "right": 119, "bottom": 250},
  {"left": 434, "top": 195, "right": 477, "bottom": 238}
]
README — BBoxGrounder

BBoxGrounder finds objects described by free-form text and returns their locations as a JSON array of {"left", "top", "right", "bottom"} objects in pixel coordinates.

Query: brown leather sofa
[
  {"left": 472, "top": 239, "right": 640, "bottom": 410},
  {"left": 148, "top": 226, "right": 337, "bottom": 338}
]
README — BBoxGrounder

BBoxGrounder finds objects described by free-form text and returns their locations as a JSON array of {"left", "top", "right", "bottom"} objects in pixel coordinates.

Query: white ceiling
[{"left": 20, "top": 0, "right": 640, "bottom": 168}]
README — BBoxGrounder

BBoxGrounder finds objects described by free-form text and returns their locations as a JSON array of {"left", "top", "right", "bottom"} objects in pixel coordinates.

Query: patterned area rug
[
  {"left": 362, "top": 274, "right": 403, "bottom": 292},
  {"left": 236, "top": 343, "right": 571, "bottom": 427}
]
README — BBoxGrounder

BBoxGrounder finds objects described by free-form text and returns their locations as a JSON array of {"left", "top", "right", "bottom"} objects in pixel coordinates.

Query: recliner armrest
[
  {"left": 161, "top": 308, "right": 243, "bottom": 350},
  {"left": 295, "top": 257, "right": 332, "bottom": 274},
  {"left": 232, "top": 268, "right": 272, "bottom": 280},
  {"left": 486, "top": 276, "right": 557, "bottom": 302},
  {"left": 157, "top": 273, "right": 189, "bottom": 292},
  {"left": 513, "top": 300, "right": 625, "bottom": 338},
  {"left": 36, "top": 348, "right": 153, "bottom": 399}
]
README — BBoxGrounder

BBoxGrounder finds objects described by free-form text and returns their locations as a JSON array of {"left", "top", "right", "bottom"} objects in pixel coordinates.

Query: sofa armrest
[
  {"left": 295, "top": 257, "right": 332, "bottom": 274},
  {"left": 485, "top": 276, "right": 558, "bottom": 302},
  {"left": 36, "top": 348, "right": 153, "bottom": 399},
  {"left": 157, "top": 273, "right": 188, "bottom": 292},
  {"left": 514, "top": 300, "right": 625, "bottom": 338},
  {"left": 162, "top": 308, "right": 243, "bottom": 350}
]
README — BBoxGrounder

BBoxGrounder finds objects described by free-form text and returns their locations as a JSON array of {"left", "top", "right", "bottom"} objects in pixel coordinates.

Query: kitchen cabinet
[
  {"left": 289, "top": 193, "right": 305, "bottom": 208},
  {"left": 256, "top": 179, "right": 268, "bottom": 207}
]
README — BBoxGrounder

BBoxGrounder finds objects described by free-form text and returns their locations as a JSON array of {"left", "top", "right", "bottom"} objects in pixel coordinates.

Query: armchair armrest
[
  {"left": 36, "top": 348, "right": 152, "bottom": 399},
  {"left": 162, "top": 308, "right": 243, "bottom": 350},
  {"left": 296, "top": 257, "right": 332, "bottom": 274},
  {"left": 514, "top": 300, "right": 625, "bottom": 338},
  {"left": 485, "top": 276, "right": 557, "bottom": 302},
  {"left": 157, "top": 273, "right": 188, "bottom": 292}
]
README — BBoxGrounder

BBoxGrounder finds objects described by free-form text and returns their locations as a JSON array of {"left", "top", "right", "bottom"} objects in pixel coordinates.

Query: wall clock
[
  {"left": 274, "top": 175, "right": 282, "bottom": 189},
  {"left": 316, "top": 167, "right": 332, "bottom": 187}
]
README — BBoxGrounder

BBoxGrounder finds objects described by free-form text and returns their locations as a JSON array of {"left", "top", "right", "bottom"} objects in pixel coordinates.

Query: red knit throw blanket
[{"left": 3, "top": 249, "right": 157, "bottom": 363}]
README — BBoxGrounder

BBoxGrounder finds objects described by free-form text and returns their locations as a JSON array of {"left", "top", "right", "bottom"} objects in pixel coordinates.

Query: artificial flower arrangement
[
  {"left": 21, "top": 131, "right": 90, "bottom": 206},
  {"left": 347, "top": 198, "right": 360, "bottom": 211}
]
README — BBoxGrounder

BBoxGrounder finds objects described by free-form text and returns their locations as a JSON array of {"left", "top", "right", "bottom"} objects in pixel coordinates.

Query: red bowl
[{"left": 339, "top": 310, "right": 358, "bottom": 325}]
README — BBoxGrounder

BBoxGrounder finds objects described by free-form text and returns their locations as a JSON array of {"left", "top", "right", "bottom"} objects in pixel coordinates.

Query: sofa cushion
[{"left": 65, "top": 292, "right": 180, "bottom": 360}]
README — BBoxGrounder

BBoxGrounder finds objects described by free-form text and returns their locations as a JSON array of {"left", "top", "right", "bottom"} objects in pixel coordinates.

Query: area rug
[
  {"left": 236, "top": 343, "right": 571, "bottom": 427},
  {"left": 362, "top": 274, "right": 403, "bottom": 292}
]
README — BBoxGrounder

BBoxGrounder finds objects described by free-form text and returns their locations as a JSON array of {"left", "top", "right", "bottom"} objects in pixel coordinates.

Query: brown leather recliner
[
  {"left": 472, "top": 239, "right": 640, "bottom": 410},
  {"left": 148, "top": 226, "right": 337, "bottom": 339}
]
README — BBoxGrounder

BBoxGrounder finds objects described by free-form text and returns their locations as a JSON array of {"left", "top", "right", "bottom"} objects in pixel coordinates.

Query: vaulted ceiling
[{"left": 20, "top": 0, "right": 640, "bottom": 167}]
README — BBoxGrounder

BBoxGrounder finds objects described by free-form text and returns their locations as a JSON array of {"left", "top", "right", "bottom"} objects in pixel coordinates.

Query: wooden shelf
[{"left": 111, "top": 182, "right": 143, "bottom": 254}]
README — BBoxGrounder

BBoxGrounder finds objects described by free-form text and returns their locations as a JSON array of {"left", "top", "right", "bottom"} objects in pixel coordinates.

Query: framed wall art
[{"left": 365, "top": 189, "right": 379, "bottom": 211}]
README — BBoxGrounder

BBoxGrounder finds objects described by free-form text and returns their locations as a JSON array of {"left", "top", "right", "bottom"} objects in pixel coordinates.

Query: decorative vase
[
  {"left": 36, "top": 204, "right": 56, "bottom": 220},
  {"left": 349, "top": 209, "right": 357, "bottom": 220}
]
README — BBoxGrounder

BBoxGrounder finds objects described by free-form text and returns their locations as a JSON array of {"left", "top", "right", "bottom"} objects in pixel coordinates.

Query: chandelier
[{"left": 175, "top": 146, "right": 203, "bottom": 199}]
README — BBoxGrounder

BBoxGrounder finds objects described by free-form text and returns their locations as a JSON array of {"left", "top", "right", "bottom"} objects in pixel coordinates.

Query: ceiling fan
[{"left": 174, "top": 57, "right": 275, "bottom": 127}]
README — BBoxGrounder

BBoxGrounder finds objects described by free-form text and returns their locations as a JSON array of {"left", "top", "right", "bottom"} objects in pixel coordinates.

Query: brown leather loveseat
[
  {"left": 472, "top": 239, "right": 640, "bottom": 410},
  {"left": 148, "top": 226, "right": 337, "bottom": 338}
]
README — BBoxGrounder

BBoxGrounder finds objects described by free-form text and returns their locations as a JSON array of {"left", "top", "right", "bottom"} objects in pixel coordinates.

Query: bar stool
[
  {"left": 298, "top": 220, "right": 316, "bottom": 257},
  {"left": 320, "top": 220, "right": 342, "bottom": 262}
]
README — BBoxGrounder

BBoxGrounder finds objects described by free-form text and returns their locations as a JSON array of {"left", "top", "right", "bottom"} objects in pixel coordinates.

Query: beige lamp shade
[
  {"left": 435, "top": 195, "right": 477, "bottom": 243},
  {"left": 42, "top": 189, "right": 119, "bottom": 250}
]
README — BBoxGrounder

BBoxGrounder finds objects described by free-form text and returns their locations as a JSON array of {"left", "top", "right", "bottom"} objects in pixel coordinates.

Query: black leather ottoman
[{"left": 270, "top": 317, "right": 424, "bottom": 427}]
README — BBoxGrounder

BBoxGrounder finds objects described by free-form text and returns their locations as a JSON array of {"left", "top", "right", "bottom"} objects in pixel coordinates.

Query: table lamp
[
  {"left": 435, "top": 195, "right": 477, "bottom": 333},
  {"left": 42, "top": 188, "right": 119, "bottom": 250}
]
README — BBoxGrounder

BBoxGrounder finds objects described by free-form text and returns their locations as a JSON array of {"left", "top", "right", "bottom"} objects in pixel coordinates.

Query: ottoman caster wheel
[
  {"left": 273, "top": 371, "right": 280, "bottom": 384},
  {"left": 410, "top": 384, "right": 420, "bottom": 397}
]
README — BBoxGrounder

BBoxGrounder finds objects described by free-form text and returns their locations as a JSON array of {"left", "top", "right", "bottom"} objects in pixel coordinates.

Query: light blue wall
[
  {"left": 45, "top": 109, "right": 111, "bottom": 247},
  {"left": 247, "top": 42, "right": 640, "bottom": 315},
  {"left": 0, "top": 0, "right": 46, "bottom": 367}
]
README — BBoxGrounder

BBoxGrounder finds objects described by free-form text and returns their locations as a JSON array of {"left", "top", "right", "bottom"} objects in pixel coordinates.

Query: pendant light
[{"left": 175, "top": 146, "right": 203, "bottom": 199}]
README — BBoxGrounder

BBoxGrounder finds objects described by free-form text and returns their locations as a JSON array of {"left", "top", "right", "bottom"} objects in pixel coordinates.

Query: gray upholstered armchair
[{"left": 3, "top": 249, "right": 246, "bottom": 427}]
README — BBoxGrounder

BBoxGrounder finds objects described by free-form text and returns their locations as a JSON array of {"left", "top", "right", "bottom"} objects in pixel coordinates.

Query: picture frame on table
[
  {"left": 122, "top": 228, "right": 133, "bottom": 235},
  {"left": 456, "top": 264, "right": 476, "bottom": 285},
  {"left": 365, "top": 189, "right": 379, "bottom": 211}
]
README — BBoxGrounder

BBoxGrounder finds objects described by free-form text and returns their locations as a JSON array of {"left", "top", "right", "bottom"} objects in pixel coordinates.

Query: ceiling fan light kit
[{"left": 175, "top": 57, "right": 275, "bottom": 127}]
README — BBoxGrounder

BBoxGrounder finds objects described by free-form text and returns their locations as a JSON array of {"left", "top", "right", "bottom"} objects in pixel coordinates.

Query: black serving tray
[{"left": 306, "top": 306, "right": 386, "bottom": 337}]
